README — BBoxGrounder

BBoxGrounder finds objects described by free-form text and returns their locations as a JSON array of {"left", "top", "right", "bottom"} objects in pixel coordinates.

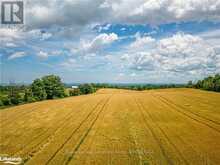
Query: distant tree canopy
[
  {"left": 194, "top": 74, "right": 220, "bottom": 92},
  {"left": 92, "top": 83, "right": 185, "bottom": 91}
]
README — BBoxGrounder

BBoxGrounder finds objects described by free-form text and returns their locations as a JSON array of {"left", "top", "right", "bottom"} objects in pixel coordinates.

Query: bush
[
  {"left": 1, "top": 96, "right": 11, "bottom": 105},
  {"left": 69, "top": 88, "right": 81, "bottom": 96},
  {"left": 24, "top": 89, "right": 34, "bottom": 102},
  {"left": 79, "top": 84, "right": 96, "bottom": 94},
  {"left": 0, "top": 99, "right": 3, "bottom": 106},
  {"left": 10, "top": 93, "right": 23, "bottom": 105}
]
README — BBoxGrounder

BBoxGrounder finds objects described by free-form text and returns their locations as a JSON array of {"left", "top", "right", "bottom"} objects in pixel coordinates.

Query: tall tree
[
  {"left": 42, "top": 75, "right": 65, "bottom": 99},
  {"left": 31, "top": 78, "right": 47, "bottom": 100}
]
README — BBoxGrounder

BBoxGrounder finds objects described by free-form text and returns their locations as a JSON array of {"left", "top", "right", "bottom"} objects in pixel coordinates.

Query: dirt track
[{"left": 0, "top": 88, "right": 220, "bottom": 165}]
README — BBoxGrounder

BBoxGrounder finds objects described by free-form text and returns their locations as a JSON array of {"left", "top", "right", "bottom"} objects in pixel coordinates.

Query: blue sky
[{"left": 1, "top": 0, "right": 220, "bottom": 84}]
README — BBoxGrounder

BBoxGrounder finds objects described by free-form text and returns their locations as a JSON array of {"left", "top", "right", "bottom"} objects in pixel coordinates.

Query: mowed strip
[{"left": 0, "top": 88, "right": 220, "bottom": 165}]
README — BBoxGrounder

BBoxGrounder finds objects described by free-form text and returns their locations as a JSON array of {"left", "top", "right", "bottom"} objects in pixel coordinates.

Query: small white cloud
[
  {"left": 37, "top": 51, "right": 48, "bottom": 59},
  {"left": 129, "top": 35, "right": 156, "bottom": 50},
  {"left": 41, "top": 32, "right": 52, "bottom": 40},
  {"left": 0, "top": 28, "right": 23, "bottom": 43},
  {"left": 130, "top": 73, "right": 137, "bottom": 77},
  {"left": 8, "top": 52, "right": 26, "bottom": 60},
  {"left": 5, "top": 43, "right": 17, "bottom": 47},
  {"left": 28, "top": 29, "right": 52, "bottom": 41},
  {"left": 60, "top": 58, "right": 81, "bottom": 70},
  {"left": 51, "top": 50, "right": 62, "bottom": 56}
]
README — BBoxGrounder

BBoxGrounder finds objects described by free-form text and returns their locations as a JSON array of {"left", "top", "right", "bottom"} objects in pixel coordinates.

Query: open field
[{"left": 0, "top": 88, "right": 220, "bottom": 165}]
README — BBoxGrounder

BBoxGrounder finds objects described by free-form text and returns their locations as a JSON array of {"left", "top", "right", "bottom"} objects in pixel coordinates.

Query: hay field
[{"left": 0, "top": 88, "right": 220, "bottom": 165}]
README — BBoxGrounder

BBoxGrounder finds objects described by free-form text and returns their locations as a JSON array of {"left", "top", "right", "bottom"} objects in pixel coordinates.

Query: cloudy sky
[{"left": 1, "top": 0, "right": 220, "bottom": 84}]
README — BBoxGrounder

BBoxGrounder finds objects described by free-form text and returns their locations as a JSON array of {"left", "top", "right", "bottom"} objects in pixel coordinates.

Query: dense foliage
[
  {"left": 69, "top": 84, "right": 96, "bottom": 96},
  {"left": 0, "top": 75, "right": 66, "bottom": 107},
  {"left": 0, "top": 76, "right": 97, "bottom": 108},
  {"left": 193, "top": 74, "right": 220, "bottom": 92}
]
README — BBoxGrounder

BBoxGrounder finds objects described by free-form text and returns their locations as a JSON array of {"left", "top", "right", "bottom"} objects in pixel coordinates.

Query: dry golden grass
[{"left": 0, "top": 88, "right": 220, "bottom": 165}]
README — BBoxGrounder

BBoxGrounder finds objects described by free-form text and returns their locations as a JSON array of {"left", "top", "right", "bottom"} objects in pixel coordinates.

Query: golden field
[{"left": 0, "top": 88, "right": 220, "bottom": 165}]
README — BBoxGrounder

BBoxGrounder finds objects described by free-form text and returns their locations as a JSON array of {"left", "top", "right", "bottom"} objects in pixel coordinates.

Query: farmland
[{"left": 0, "top": 88, "right": 220, "bottom": 165}]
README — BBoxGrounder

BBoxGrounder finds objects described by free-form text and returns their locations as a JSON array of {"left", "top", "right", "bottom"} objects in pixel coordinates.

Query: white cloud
[
  {"left": 157, "top": 33, "right": 216, "bottom": 72},
  {"left": 130, "top": 73, "right": 137, "bottom": 77},
  {"left": 5, "top": 43, "right": 17, "bottom": 47},
  {"left": 8, "top": 52, "right": 26, "bottom": 60},
  {"left": 36, "top": 50, "right": 62, "bottom": 59},
  {"left": 108, "top": 0, "right": 220, "bottom": 25},
  {"left": 122, "top": 33, "right": 218, "bottom": 76},
  {"left": 24, "top": 0, "right": 220, "bottom": 31},
  {"left": 0, "top": 28, "right": 23, "bottom": 43},
  {"left": 0, "top": 28, "right": 53, "bottom": 49},
  {"left": 27, "top": 29, "right": 52, "bottom": 40},
  {"left": 37, "top": 51, "right": 48, "bottom": 59},
  {"left": 70, "top": 33, "right": 118, "bottom": 56},
  {"left": 129, "top": 35, "right": 156, "bottom": 50},
  {"left": 60, "top": 58, "right": 77, "bottom": 67}
]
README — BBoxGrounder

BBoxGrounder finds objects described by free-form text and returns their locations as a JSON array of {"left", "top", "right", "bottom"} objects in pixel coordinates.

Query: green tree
[
  {"left": 31, "top": 79, "right": 47, "bottom": 100},
  {"left": 9, "top": 88, "right": 22, "bottom": 105},
  {"left": 79, "top": 84, "right": 95, "bottom": 94},
  {"left": 42, "top": 75, "right": 65, "bottom": 99},
  {"left": 1, "top": 96, "right": 11, "bottom": 105},
  {"left": 213, "top": 74, "right": 220, "bottom": 92},
  {"left": 24, "top": 88, "right": 34, "bottom": 102}
]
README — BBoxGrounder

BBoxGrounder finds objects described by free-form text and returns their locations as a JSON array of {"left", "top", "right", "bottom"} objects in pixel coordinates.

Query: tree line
[
  {"left": 92, "top": 83, "right": 185, "bottom": 91},
  {"left": 189, "top": 74, "right": 220, "bottom": 92},
  {"left": 0, "top": 75, "right": 96, "bottom": 107},
  {"left": 1, "top": 74, "right": 219, "bottom": 108}
]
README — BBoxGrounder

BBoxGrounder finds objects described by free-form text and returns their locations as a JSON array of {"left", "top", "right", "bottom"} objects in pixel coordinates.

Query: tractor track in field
[
  {"left": 77, "top": 97, "right": 117, "bottom": 164},
  {"left": 147, "top": 95, "right": 201, "bottom": 158},
  {"left": 163, "top": 94, "right": 220, "bottom": 126},
  {"left": 64, "top": 95, "right": 112, "bottom": 165},
  {"left": 13, "top": 98, "right": 92, "bottom": 157},
  {"left": 154, "top": 94, "right": 220, "bottom": 133},
  {"left": 140, "top": 94, "right": 200, "bottom": 163},
  {"left": 23, "top": 97, "right": 106, "bottom": 165},
  {"left": 133, "top": 96, "right": 175, "bottom": 165},
  {"left": 43, "top": 96, "right": 112, "bottom": 165},
  {"left": 134, "top": 96, "right": 189, "bottom": 165},
  {"left": 179, "top": 94, "right": 218, "bottom": 109},
  {"left": 162, "top": 93, "right": 220, "bottom": 124},
  {"left": 180, "top": 93, "right": 220, "bottom": 105}
]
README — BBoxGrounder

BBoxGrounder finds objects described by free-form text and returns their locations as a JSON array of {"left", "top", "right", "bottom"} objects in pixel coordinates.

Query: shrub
[
  {"left": 1, "top": 96, "right": 11, "bottom": 105},
  {"left": 69, "top": 88, "right": 81, "bottom": 96},
  {"left": 0, "top": 99, "right": 3, "bottom": 106},
  {"left": 79, "top": 84, "right": 96, "bottom": 94}
]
